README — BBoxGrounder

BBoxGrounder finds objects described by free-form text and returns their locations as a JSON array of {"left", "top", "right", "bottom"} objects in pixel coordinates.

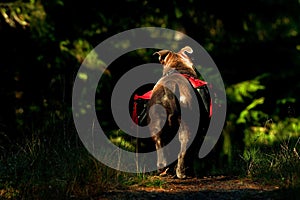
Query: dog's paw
[{"left": 158, "top": 167, "right": 169, "bottom": 177}]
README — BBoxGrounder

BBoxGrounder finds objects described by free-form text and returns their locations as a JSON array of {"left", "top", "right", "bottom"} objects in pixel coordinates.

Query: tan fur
[{"left": 149, "top": 46, "right": 199, "bottom": 178}]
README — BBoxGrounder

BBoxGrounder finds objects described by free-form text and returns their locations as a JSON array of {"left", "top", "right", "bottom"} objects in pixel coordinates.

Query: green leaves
[
  {"left": 237, "top": 97, "right": 266, "bottom": 124},
  {"left": 0, "top": 1, "right": 46, "bottom": 29},
  {"left": 226, "top": 79, "right": 265, "bottom": 103}
]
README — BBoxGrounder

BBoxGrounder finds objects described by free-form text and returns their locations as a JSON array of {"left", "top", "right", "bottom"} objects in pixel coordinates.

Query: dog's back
[
  {"left": 148, "top": 46, "right": 209, "bottom": 178},
  {"left": 148, "top": 46, "right": 198, "bottom": 139}
]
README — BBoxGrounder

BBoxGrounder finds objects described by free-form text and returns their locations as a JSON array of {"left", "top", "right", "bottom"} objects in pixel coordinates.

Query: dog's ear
[
  {"left": 153, "top": 50, "right": 171, "bottom": 64},
  {"left": 178, "top": 46, "right": 193, "bottom": 55},
  {"left": 177, "top": 46, "right": 195, "bottom": 70}
]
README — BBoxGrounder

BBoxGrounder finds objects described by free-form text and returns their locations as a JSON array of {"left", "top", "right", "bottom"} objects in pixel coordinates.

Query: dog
[{"left": 148, "top": 46, "right": 211, "bottom": 179}]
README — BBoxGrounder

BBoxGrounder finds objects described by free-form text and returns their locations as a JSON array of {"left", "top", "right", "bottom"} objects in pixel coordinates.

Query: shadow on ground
[{"left": 97, "top": 176, "right": 300, "bottom": 200}]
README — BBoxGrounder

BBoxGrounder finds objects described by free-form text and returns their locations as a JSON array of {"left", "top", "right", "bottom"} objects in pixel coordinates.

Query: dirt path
[{"left": 97, "top": 176, "right": 283, "bottom": 200}]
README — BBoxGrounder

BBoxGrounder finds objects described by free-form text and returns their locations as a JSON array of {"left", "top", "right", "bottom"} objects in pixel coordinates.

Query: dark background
[{"left": 0, "top": 0, "right": 299, "bottom": 198}]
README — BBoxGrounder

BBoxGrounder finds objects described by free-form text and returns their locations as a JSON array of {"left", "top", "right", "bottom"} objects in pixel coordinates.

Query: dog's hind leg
[
  {"left": 148, "top": 104, "right": 167, "bottom": 173},
  {"left": 153, "top": 134, "right": 167, "bottom": 171},
  {"left": 176, "top": 121, "right": 189, "bottom": 179}
]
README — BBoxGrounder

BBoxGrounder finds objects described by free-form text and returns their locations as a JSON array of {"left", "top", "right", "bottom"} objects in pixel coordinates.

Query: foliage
[
  {"left": 0, "top": 0, "right": 44, "bottom": 28},
  {"left": 244, "top": 117, "right": 300, "bottom": 147}
]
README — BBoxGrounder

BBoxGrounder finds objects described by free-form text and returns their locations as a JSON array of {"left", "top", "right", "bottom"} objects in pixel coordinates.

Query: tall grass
[
  {"left": 1, "top": 132, "right": 111, "bottom": 199},
  {"left": 242, "top": 139, "right": 300, "bottom": 186},
  {"left": 0, "top": 112, "right": 165, "bottom": 199},
  {"left": 1, "top": 102, "right": 299, "bottom": 199},
  {"left": 241, "top": 116, "right": 300, "bottom": 189}
]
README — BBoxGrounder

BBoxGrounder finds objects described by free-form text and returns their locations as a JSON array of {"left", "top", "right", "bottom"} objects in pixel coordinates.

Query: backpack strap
[
  {"left": 181, "top": 74, "right": 207, "bottom": 88},
  {"left": 181, "top": 74, "right": 212, "bottom": 117},
  {"left": 132, "top": 90, "right": 153, "bottom": 124},
  {"left": 133, "top": 90, "right": 152, "bottom": 100}
]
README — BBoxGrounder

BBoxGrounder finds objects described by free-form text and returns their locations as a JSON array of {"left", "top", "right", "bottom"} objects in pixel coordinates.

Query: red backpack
[{"left": 131, "top": 75, "right": 212, "bottom": 126}]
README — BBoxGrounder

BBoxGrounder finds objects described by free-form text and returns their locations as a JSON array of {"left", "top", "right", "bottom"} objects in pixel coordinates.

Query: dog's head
[{"left": 154, "top": 46, "right": 197, "bottom": 77}]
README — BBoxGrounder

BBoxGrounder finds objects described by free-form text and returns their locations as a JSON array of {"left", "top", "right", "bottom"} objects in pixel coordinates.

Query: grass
[
  {"left": 1, "top": 133, "right": 101, "bottom": 199},
  {"left": 122, "top": 173, "right": 166, "bottom": 188},
  {"left": 1, "top": 110, "right": 300, "bottom": 199},
  {"left": 0, "top": 124, "right": 164, "bottom": 199},
  {"left": 241, "top": 137, "right": 300, "bottom": 189},
  {"left": 239, "top": 115, "right": 300, "bottom": 189},
  {"left": 4, "top": 132, "right": 299, "bottom": 199}
]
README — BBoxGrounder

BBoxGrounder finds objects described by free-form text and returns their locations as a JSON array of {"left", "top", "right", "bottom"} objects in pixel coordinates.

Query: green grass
[
  {"left": 122, "top": 173, "right": 166, "bottom": 188},
  {"left": 0, "top": 132, "right": 105, "bottom": 199},
  {"left": 1, "top": 111, "right": 300, "bottom": 199},
  {"left": 240, "top": 115, "right": 300, "bottom": 189},
  {"left": 0, "top": 125, "right": 164, "bottom": 199},
  {"left": 241, "top": 137, "right": 300, "bottom": 189}
]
